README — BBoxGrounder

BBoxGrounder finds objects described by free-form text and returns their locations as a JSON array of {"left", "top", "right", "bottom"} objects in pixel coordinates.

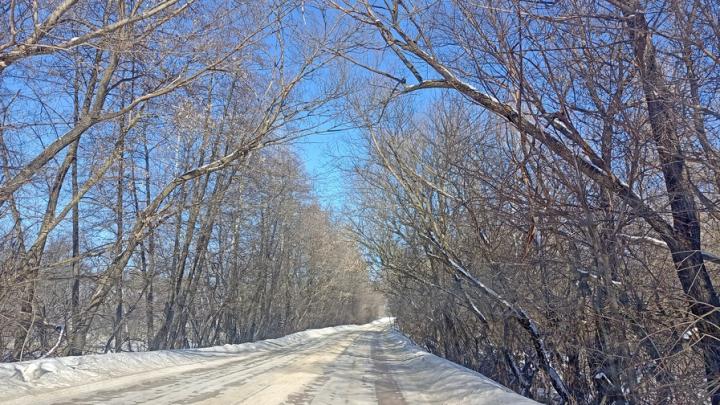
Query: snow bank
[
  {"left": 383, "top": 326, "right": 537, "bottom": 404},
  {"left": 0, "top": 322, "right": 364, "bottom": 398}
]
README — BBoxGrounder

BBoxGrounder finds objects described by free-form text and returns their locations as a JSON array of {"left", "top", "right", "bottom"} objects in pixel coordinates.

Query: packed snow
[{"left": 1, "top": 318, "right": 537, "bottom": 404}]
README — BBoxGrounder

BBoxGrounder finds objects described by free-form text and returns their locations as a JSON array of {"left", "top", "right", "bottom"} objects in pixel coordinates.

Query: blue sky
[
  {"left": 294, "top": 88, "right": 444, "bottom": 213},
  {"left": 295, "top": 128, "right": 363, "bottom": 212}
]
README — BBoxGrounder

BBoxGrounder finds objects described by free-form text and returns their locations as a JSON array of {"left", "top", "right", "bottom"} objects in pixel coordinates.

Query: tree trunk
[
  {"left": 112, "top": 120, "right": 126, "bottom": 353},
  {"left": 626, "top": 9, "right": 720, "bottom": 402},
  {"left": 69, "top": 140, "right": 82, "bottom": 355}
]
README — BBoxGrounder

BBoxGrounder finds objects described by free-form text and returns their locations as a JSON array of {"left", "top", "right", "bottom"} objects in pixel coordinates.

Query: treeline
[
  {"left": 4, "top": 0, "right": 720, "bottom": 403},
  {"left": 0, "top": 0, "right": 379, "bottom": 361},
  {"left": 337, "top": 0, "right": 720, "bottom": 404}
]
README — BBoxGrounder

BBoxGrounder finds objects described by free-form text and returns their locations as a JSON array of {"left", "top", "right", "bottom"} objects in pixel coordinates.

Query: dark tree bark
[{"left": 624, "top": 7, "right": 720, "bottom": 401}]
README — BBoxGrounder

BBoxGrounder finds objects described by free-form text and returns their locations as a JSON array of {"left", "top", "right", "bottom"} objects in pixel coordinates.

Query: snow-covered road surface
[{"left": 1, "top": 319, "right": 536, "bottom": 404}]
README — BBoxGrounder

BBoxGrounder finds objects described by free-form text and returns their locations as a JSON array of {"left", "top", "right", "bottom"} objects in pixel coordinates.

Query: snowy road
[{"left": 1, "top": 320, "right": 536, "bottom": 404}]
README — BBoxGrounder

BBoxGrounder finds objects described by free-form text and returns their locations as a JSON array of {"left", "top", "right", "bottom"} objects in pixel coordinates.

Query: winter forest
[{"left": 2, "top": 0, "right": 720, "bottom": 404}]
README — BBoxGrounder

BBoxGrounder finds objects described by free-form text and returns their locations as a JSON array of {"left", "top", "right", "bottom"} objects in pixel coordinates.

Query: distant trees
[
  {"left": 0, "top": 0, "right": 380, "bottom": 362},
  {"left": 336, "top": 0, "right": 720, "bottom": 403}
]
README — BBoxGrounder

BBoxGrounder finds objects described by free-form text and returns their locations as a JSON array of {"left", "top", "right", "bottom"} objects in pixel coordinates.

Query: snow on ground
[
  {"left": 378, "top": 320, "right": 537, "bottom": 404},
  {"left": 0, "top": 318, "right": 537, "bottom": 404},
  {"left": 0, "top": 323, "right": 359, "bottom": 395}
]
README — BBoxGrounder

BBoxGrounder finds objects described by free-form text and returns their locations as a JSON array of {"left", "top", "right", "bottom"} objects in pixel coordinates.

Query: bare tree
[
  {"left": 332, "top": 0, "right": 720, "bottom": 402},
  {"left": 1, "top": 0, "right": 381, "bottom": 363}
]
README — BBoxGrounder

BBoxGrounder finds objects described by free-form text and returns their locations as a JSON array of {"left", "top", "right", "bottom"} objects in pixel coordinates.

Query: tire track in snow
[
  {"left": 3, "top": 320, "right": 539, "bottom": 405},
  {"left": 370, "top": 331, "right": 407, "bottom": 405},
  {"left": 282, "top": 334, "right": 361, "bottom": 404},
  {"left": 13, "top": 330, "right": 360, "bottom": 405}
]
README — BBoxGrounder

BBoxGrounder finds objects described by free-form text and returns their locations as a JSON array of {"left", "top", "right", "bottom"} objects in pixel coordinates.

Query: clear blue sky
[
  {"left": 295, "top": 128, "right": 363, "bottom": 212},
  {"left": 294, "top": 89, "right": 441, "bottom": 212}
]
